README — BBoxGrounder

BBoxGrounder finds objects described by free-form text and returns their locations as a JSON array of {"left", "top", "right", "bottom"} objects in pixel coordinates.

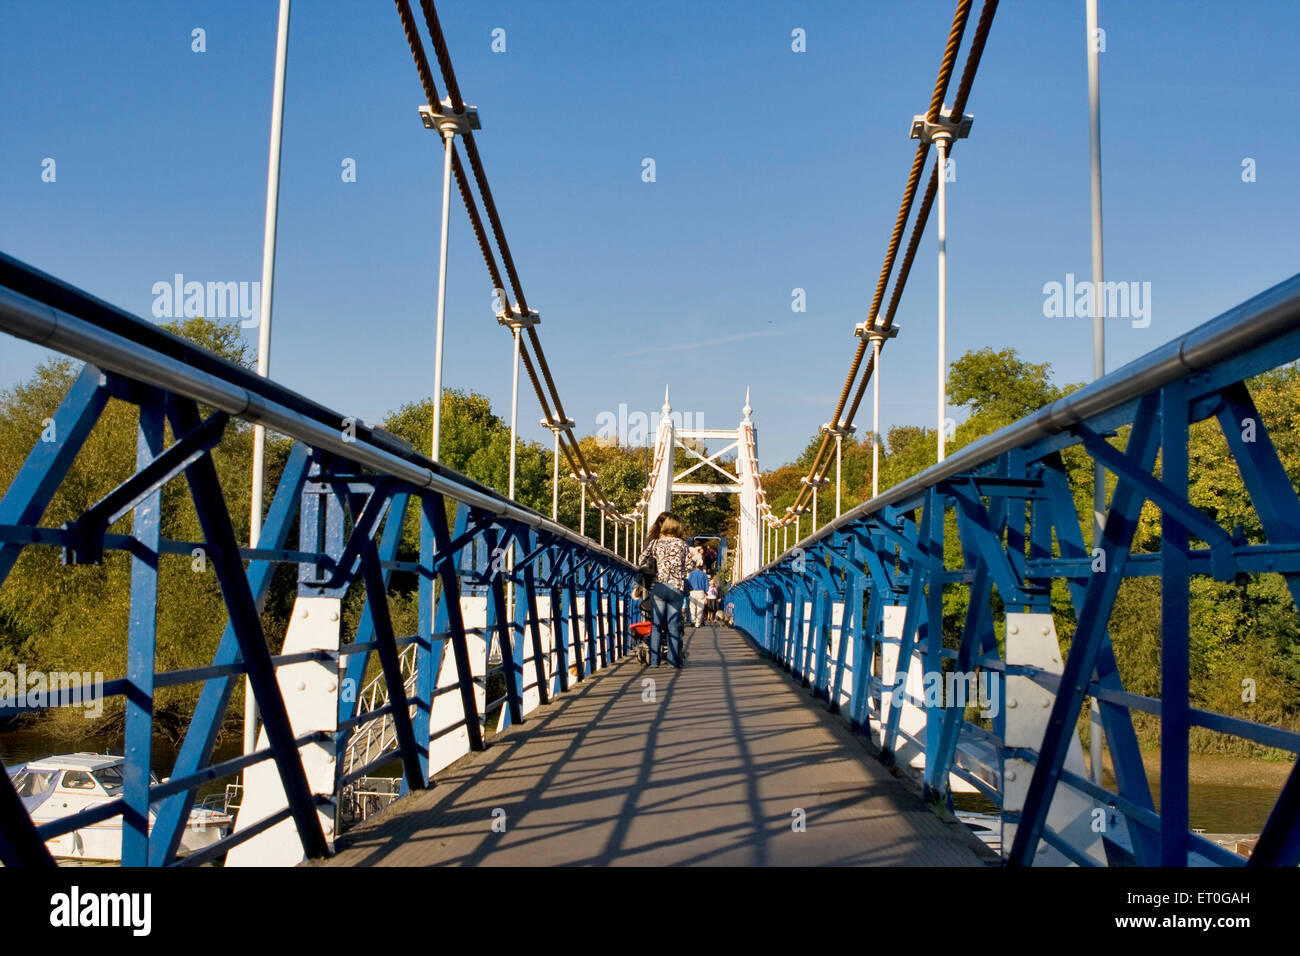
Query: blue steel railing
[
  {"left": 0, "top": 252, "right": 637, "bottom": 867},
  {"left": 730, "top": 272, "right": 1300, "bottom": 867}
]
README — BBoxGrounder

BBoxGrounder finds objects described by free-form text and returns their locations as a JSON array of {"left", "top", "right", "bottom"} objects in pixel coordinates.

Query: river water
[{"left": 950, "top": 754, "right": 1289, "bottom": 835}]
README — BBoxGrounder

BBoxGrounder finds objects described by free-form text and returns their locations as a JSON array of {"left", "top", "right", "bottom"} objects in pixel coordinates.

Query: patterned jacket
[{"left": 644, "top": 536, "right": 689, "bottom": 593}]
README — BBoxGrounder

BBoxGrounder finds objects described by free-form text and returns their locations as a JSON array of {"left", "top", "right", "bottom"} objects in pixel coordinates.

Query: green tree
[
  {"left": 0, "top": 316, "right": 294, "bottom": 739},
  {"left": 757, "top": 348, "right": 1300, "bottom": 754},
  {"left": 948, "top": 347, "right": 1062, "bottom": 426}
]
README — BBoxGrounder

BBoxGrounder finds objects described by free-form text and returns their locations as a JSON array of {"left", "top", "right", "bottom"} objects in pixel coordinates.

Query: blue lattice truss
[
  {"left": 731, "top": 274, "right": 1300, "bottom": 867},
  {"left": 0, "top": 257, "right": 636, "bottom": 868}
]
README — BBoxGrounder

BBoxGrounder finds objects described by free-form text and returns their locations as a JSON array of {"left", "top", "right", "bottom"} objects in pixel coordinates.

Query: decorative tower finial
[
  {"left": 662, "top": 384, "right": 671, "bottom": 416},
  {"left": 742, "top": 387, "right": 752, "bottom": 421}
]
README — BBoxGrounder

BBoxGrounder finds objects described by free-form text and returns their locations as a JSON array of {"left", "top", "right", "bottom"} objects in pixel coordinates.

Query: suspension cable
[
  {"left": 782, "top": 0, "right": 998, "bottom": 526},
  {"left": 396, "top": 0, "right": 623, "bottom": 519},
  {"left": 415, "top": 3, "right": 595, "bottom": 490}
]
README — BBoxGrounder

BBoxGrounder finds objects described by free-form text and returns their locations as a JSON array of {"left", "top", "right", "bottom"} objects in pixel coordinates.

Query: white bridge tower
[{"left": 641, "top": 388, "right": 763, "bottom": 582}]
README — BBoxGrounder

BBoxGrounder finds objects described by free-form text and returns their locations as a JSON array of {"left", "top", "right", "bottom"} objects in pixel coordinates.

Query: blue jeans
[{"left": 651, "top": 582, "right": 685, "bottom": 667}]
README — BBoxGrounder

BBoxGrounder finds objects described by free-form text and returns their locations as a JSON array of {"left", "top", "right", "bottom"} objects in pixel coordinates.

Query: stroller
[{"left": 630, "top": 584, "right": 654, "bottom": 665}]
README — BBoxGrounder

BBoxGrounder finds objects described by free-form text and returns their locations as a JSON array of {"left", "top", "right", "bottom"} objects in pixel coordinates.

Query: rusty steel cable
[
  {"left": 520, "top": 344, "right": 581, "bottom": 480},
  {"left": 950, "top": 0, "right": 999, "bottom": 118},
  {"left": 782, "top": 0, "right": 970, "bottom": 520},
  {"left": 415, "top": 1, "right": 610, "bottom": 508},
  {"left": 395, "top": 1, "right": 508, "bottom": 299},
  {"left": 927, "top": 0, "right": 974, "bottom": 122},
  {"left": 400, "top": 0, "right": 997, "bottom": 528},
  {"left": 396, "top": 0, "right": 439, "bottom": 107},
  {"left": 842, "top": 0, "right": 997, "bottom": 435},
  {"left": 417, "top": 2, "right": 528, "bottom": 318},
  {"left": 420, "top": 7, "right": 582, "bottom": 464},
  {"left": 418, "top": 0, "right": 464, "bottom": 112},
  {"left": 398, "top": 0, "right": 623, "bottom": 517},
  {"left": 791, "top": 1, "right": 973, "bottom": 509},
  {"left": 840, "top": 164, "right": 941, "bottom": 430},
  {"left": 821, "top": 0, "right": 973, "bottom": 444},
  {"left": 783, "top": 0, "right": 995, "bottom": 525}
]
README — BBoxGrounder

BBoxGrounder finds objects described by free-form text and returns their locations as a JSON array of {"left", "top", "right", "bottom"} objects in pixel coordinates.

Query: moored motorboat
[{"left": 11, "top": 752, "right": 232, "bottom": 862}]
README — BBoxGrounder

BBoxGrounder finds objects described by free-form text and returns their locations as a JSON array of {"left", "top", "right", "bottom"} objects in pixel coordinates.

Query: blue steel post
[
  {"left": 485, "top": 527, "right": 524, "bottom": 728},
  {"left": 813, "top": 577, "right": 835, "bottom": 700},
  {"left": 828, "top": 547, "right": 861, "bottom": 714},
  {"left": 788, "top": 585, "right": 805, "bottom": 677},
  {"left": 583, "top": 574, "right": 598, "bottom": 674},
  {"left": 802, "top": 578, "right": 821, "bottom": 689},
  {"left": 618, "top": 585, "right": 628, "bottom": 653},
  {"left": 360, "top": 533, "right": 427, "bottom": 793},
  {"left": 1039, "top": 457, "right": 1158, "bottom": 866},
  {"left": 594, "top": 578, "right": 609, "bottom": 669},
  {"left": 760, "top": 583, "right": 770, "bottom": 650},
  {"left": 552, "top": 581, "right": 570, "bottom": 693},
  {"left": 859, "top": 527, "right": 894, "bottom": 732},
  {"left": 834, "top": 555, "right": 868, "bottom": 726},
  {"left": 1160, "top": 382, "right": 1191, "bottom": 865},
  {"left": 430, "top": 499, "right": 485, "bottom": 751},
  {"left": 521, "top": 533, "right": 551, "bottom": 707},
  {"left": 148, "top": 443, "right": 310, "bottom": 866},
  {"left": 414, "top": 493, "right": 443, "bottom": 781},
  {"left": 923, "top": 486, "right": 946, "bottom": 797},
  {"left": 776, "top": 584, "right": 790, "bottom": 662},
  {"left": 929, "top": 513, "right": 996, "bottom": 799},
  {"left": 882, "top": 501, "right": 934, "bottom": 765},
  {"left": 167, "top": 397, "right": 329, "bottom": 860},
  {"left": 607, "top": 574, "right": 620, "bottom": 658},
  {"left": 942, "top": 473, "right": 1042, "bottom": 795},
  {"left": 568, "top": 576, "right": 585, "bottom": 682},
  {"left": 1008, "top": 395, "right": 1161, "bottom": 865},
  {"left": 341, "top": 491, "right": 410, "bottom": 725},
  {"left": 122, "top": 398, "right": 164, "bottom": 867}
]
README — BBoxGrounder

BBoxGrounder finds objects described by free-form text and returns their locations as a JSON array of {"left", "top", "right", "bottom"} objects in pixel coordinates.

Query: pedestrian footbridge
[{"left": 2, "top": 0, "right": 1299, "bottom": 870}]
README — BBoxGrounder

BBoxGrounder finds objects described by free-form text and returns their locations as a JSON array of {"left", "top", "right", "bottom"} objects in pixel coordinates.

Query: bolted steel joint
[
  {"left": 419, "top": 98, "right": 481, "bottom": 137},
  {"left": 909, "top": 109, "right": 973, "bottom": 145},
  {"left": 855, "top": 321, "right": 898, "bottom": 343},
  {"left": 497, "top": 306, "right": 539, "bottom": 330}
]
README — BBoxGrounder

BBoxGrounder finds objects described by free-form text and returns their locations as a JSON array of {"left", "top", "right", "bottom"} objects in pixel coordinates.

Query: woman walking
[{"left": 639, "top": 512, "right": 689, "bottom": 667}]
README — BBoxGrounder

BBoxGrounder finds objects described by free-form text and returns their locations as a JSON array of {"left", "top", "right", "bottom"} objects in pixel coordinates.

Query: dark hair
[
  {"left": 646, "top": 513, "right": 666, "bottom": 542},
  {"left": 659, "top": 512, "right": 683, "bottom": 539}
]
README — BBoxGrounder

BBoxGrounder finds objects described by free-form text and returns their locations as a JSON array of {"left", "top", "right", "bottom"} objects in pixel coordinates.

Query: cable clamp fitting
[
  {"left": 909, "top": 108, "right": 973, "bottom": 145},
  {"left": 820, "top": 421, "right": 857, "bottom": 437},
  {"left": 419, "top": 98, "right": 481, "bottom": 137},
  {"left": 497, "top": 306, "right": 540, "bottom": 330},
  {"left": 854, "top": 321, "right": 898, "bottom": 344}
]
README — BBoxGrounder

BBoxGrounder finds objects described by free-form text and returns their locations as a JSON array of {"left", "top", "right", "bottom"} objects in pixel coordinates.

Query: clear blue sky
[{"left": 2, "top": 1, "right": 1297, "bottom": 467}]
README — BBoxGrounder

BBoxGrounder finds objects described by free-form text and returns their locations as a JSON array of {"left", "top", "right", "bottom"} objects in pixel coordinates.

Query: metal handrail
[
  {"left": 755, "top": 270, "right": 1300, "bottom": 576},
  {"left": 0, "top": 254, "right": 630, "bottom": 567}
]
